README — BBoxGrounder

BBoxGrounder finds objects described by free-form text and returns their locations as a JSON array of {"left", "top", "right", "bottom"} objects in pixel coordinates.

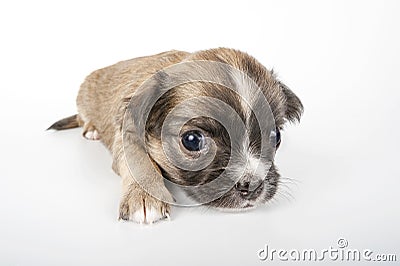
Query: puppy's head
[{"left": 130, "top": 48, "right": 303, "bottom": 210}]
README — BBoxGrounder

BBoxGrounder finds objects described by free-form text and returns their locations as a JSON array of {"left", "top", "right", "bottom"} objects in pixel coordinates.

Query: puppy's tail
[{"left": 47, "top": 114, "right": 80, "bottom": 130}]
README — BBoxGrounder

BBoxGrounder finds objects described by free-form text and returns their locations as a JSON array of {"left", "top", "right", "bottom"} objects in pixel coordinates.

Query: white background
[{"left": 1, "top": 0, "right": 399, "bottom": 265}]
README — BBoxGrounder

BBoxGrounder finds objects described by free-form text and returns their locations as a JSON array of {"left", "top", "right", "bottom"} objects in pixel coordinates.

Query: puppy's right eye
[
  {"left": 181, "top": 131, "right": 205, "bottom": 152},
  {"left": 270, "top": 127, "right": 281, "bottom": 149}
]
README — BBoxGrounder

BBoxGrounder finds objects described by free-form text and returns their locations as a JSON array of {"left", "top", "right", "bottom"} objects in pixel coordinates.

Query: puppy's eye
[
  {"left": 181, "top": 131, "right": 205, "bottom": 152},
  {"left": 270, "top": 127, "right": 281, "bottom": 148}
]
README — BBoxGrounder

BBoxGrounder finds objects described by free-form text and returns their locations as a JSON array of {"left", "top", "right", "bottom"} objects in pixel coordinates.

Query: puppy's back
[{"left": 76, "top": 50, "right": 189, "bottom": 150}]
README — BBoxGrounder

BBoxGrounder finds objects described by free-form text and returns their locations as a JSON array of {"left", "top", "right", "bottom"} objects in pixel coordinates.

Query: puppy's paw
[
  {"left": 84, "top": 129, "right": 100, "bottom": 140},
  {"left": 82, "top": 121, "right": 100, "bottom": 140},
  {"left": 119, "top": 192, "right": 170, "bottom": 224}
]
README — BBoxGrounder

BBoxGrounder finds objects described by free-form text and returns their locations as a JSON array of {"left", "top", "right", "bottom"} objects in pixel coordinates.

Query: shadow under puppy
[{"left": 48, "top": 48, "right": 303, "bottom": 224}]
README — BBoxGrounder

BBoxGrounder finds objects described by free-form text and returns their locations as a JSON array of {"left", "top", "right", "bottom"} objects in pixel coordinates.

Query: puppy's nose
[{"left": 235, "top": 180, "right": 264, "bottom": 198}]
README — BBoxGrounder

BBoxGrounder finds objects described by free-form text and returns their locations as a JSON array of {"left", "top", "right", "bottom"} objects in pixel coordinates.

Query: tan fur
[
  {"left": 53, "top": 48, "right": 303, "bottom": 223},
  {"left": 76, "top": 50, "right": 188, "bottom": 223}
]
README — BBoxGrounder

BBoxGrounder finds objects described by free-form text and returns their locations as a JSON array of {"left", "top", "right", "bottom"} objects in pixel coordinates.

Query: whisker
[
  {"left": 276, "top": 182, "right": 295, "bottom": 195},
  {"left": 273, "top": 190, "right": 293, "bottom": 203},
  {"left": 279, "top": 176, "right": 301, "bottom": 185}
]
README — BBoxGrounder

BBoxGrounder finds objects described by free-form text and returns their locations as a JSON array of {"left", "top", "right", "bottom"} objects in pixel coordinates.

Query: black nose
[{"left": 235, "top": 180, "right": 264, "bottom": 198}]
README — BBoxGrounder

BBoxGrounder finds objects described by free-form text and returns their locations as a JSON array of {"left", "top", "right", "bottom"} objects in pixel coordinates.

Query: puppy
[{"left": 48, "top": 48, "right": 303, "bottom": 224}]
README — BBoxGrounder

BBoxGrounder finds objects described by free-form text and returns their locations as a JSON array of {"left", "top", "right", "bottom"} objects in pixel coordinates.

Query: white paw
[
  {"left": 130, "top": 207, "right": 169, "bottom": 224},
  {"left": 84, "top": 130, "right": 100, "bottom": 140},
  {"left": 119, "top": 194, "right": 171, "bottom": 224}
]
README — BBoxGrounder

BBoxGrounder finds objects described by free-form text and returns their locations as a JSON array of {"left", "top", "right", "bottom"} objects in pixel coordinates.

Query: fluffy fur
[{"left": 49, "top": 48, "right": 303, "bottom": 224}]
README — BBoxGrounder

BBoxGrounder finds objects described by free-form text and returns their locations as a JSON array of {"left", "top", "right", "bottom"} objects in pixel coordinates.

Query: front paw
[{"left": 119, "top": 192, "right": 171, "bottom": 224}]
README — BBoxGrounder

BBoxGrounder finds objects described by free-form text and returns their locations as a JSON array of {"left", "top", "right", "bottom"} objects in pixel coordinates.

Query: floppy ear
[
  {"left": 279, "top": 82, "right": 304, "bottom": 123},
  {"left": 122, "top": 70, "right": 171, "bottom": 139}
]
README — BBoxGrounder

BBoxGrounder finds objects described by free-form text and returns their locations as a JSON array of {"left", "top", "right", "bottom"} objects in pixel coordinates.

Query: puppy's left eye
[
  {"left": 181, "top": 131, "right": 205, "bottom": 152},
  {"left": 270, "top": 127, "right": 281, "bottom": 148}
]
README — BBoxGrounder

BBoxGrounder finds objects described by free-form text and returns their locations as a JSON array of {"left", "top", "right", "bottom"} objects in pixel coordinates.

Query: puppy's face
[{"left": 136, "top": 49, "right": 303, "bottom": 210}]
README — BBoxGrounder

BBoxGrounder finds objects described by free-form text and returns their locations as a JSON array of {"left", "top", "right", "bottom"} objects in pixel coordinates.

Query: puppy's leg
[{"left": 117, "top": 158, "right": 172, "bottom": 224}]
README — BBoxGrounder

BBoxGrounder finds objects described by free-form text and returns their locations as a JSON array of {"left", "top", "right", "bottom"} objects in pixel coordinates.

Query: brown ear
[
  {"left": 123, "top": 70, "right": 171, "bottom": 140},
  {"left": 279, "top": 82, "right": 304, "bottom": 123}
]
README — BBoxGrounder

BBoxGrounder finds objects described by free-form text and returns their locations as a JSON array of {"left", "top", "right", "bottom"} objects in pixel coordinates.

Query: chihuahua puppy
[{"left": 48, "top": 48, "right": 303, "bottom": 224}]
